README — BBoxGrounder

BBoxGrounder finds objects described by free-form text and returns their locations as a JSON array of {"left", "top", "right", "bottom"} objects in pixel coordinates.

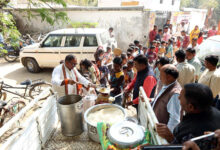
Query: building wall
[
  {"left": 12, "top": 7, "right": 150, "bottom": 50},
  {"left": 98, "top": 0, "right": 181, "bottom": 11},
  {"left": 98, "top": 0, "right": 121, "bottom": 7},
  {"left": 141, "top": 0, "right": 180, "bottom": 11}
]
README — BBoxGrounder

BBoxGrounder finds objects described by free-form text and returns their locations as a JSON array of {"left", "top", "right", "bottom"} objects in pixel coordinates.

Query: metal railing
[{"left": 138, "top": 86, "right": 168, "bottom": 145}]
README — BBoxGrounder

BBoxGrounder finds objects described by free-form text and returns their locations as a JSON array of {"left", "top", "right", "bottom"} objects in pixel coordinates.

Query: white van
[{"left": 20, "top": 28, "right": 117, "bottom": 73}]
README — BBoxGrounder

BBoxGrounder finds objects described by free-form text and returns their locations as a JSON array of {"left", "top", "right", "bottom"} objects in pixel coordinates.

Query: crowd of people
[{"left": 51, "top": 24, "right": 220, "bottom": 149}]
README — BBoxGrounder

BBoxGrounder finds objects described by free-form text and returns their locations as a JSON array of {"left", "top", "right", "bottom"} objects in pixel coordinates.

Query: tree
[
  {"left": 0, "top": 0, "right": 69, "bottom": 49},
  {"left": 180, "top": 0, "right": 219, "bottom": 9}
]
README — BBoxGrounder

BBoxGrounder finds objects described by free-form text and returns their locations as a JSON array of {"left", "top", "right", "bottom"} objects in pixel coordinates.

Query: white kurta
[
  {"left": 198, "top": 69, "right": 220, "bottom": 98},
  {"left": 176, "top": 62, "right": 195, "bottom": 88},
  {"left": 51, "top": 64, "right": 90, "bottom": 97}
]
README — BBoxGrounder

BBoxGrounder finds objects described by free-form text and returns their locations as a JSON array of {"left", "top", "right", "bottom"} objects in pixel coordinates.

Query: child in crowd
[
  {"left": 158, "top": 41, "right": 166, "bottom": 57},
  {"left": 153, "top": 60, "right": 160, "bottom": 80},
  {"left": 156, "top": 41, "right": 161, "bottom": 54},
  {"left": 80, "top": 59, "right": 99, "bottom": 84},
  {"left": 96, "top": 58, "right": 109, "bottom": 87},
  {"left": 132, "top": 46, "right": 139, "bottom": 58},
  {"left": 176, "top": 36, "right": 181, "bottom": 48},
  {"left": 127, "top": 52, "right": 133, "bottom": 60},
  {"left": 123, "top": 65, "right": 130, "bottom": 88},
  {"left": 127, "top": 60, "right": 135, "bottom": 80},
  {"left": 173, "top": 40, "right": 179, "bottom": 54},
  {"left": 165, "top": 39, "right": 173, "bottom": 59},
  {"left": 94, "top": 49, "right": 104, "bottom": 62},
  {"left": 103, "top": 46, "right": 113, "bottom": 65},
  {"left": 109, "top": 57, "right": 124, "bottom": 105},
  {"left": 143, "top": 46, "right": 148, "bottom": 56},
  {"left": 146, "top": 46, "right": 157, "bottom": 65},
  {"left": 138, "top": 44, "right": 143, "bottom": 52},
  {"left": 121, "top": 53, "right": 128, "bottom": 66},
  {"left": 152, "top": 40, "right": 158, "bottom": 54}
]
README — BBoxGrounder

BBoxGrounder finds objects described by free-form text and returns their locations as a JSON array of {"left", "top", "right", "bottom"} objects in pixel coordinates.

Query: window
[
  {"left": 160, "top": 0, "right": 163, "bottom": 4},
  {"left": 42, "top": 35, "right": 63, "bottom": 47},
  {"left": 65, "top": 35, "right": 82, "bottom": 47},
  {"left": 172, "top": 0, "right": 175, "bottom": 5},
  {"left": 83, "top": 35, "right": 98, "bottom": 47}
]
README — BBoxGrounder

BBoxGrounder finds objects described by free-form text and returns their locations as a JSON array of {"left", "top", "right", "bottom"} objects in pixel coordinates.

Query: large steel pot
[
  {"left": 57, "top": 94, "right": 83, "bottom": 136},
  {"left": 84, "top": 104, "right": 127, "bottom": 143}
]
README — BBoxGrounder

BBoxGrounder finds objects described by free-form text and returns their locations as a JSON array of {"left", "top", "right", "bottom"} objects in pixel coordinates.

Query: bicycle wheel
[
  {"left": 0, "top": 92, "right": 7, "bottom": 100},
  {"left": 29, "top": 83, "right": 51, "bottom": 100},
  {"left": 9, "top": 101, "right": 26, "bottom": 114},
  {"left": 4, "top": 54, "right": 18, "bottom": 62},
  {"left": 0, "top": 108, "right": 11, "bottom": 127}
]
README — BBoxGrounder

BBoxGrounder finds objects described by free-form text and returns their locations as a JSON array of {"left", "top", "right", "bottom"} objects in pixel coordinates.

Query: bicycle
[
  {"left": 0, "top": 97, "right": 26, "bottom": 127},
  {"left": 0, "top": 79, "right": 52, "bottom": 101}
]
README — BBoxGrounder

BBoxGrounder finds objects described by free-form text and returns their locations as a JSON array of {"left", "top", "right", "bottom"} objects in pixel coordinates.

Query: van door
[
  {"left": 59, "top": 35, "right": 83, "bottom": 63},
  {"left": 36, "top": 34, "right": 63, "bottom": 68},
  {"left": 81, "top": 34, "right": 98, "bottom": 61}
]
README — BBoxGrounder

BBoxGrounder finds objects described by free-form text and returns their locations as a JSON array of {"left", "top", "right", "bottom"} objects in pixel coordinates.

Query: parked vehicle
[
  {"left": 0, "top": 35, "right": 35, "bottom": 62},
  {"left": 0, "top": 43, "right": 20, "bottom": 62},
  {"left": 197, "top": 35, "right": 220, "bottom": 64},
  {"left": 20, "top": 28, "right": 117, "bottom": 73}
]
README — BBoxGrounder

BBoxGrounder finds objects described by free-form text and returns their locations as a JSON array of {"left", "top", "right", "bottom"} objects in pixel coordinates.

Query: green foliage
[
  {"left": 181, "top": 0, "right": 219, "bottom": 9},
  {"left": 0, "top": 12, "right": 21, "bottom": 48},
  {"left": 64, "top": 0, "right": 98, "bottom": 6},
  {"left": 0, "top": 0, "right": 69, "bottom": 48},
  {"left": 69, "top": 22, "right": 98, "bottom": 28},
  {"left": 21, "top": 0, "right": 69, "bottom": 25}
]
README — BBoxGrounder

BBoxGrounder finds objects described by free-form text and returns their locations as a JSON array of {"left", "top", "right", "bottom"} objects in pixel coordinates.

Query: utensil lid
[{"left": 107, "top": 121, "right": 145, "bottom": 148}]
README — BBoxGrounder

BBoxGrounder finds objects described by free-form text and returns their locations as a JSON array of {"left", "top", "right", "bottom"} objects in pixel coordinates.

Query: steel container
[
  {"left": 84, "top": 103, "right": 126, "bottom": 143},
  {"left": 57, "top": 94, "right": 83, "bottom": 136},
  {"left": 107, "top": 121, "right": 145, "bottom": 148}
]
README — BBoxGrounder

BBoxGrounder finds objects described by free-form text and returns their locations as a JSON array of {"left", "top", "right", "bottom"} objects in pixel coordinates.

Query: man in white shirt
[
  {"left": 153, "top": 64, "right": 182, "bottom": 132},
  {"left": 198, "top": 55, "right": 220, "bottom": 99},
  {"left": 175, "top": 50, "right": 195, "bottom": 88},
  {"left": 52, "top": 55, "right": 94, "bottom": 97}
]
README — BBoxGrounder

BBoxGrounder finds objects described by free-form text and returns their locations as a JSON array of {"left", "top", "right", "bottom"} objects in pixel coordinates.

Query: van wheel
[{"left": 25, "top": 58, "right": 41, "bottom": 73}]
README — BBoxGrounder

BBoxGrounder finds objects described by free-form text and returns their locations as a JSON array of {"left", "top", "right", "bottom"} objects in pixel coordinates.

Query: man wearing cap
[
  {"left": 52, "top": 55, "right": 94, "bottom": 97},
  {"left": 162, "top": 26, "right": 171, "bottom": 42},
  {"left": 149, "top": 25, "right": 158, "bottom": 46}
]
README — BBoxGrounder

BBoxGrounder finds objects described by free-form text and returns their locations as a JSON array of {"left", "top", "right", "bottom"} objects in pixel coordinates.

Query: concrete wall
[
  {"left": 98, "top": 0, "right": 180, "bottom": 11},
  {"left": 12, "top": 7, "right": 150, "bottom": 50},
  {"left": 141, "top": 0, "right": 180, "bottom": 11}
]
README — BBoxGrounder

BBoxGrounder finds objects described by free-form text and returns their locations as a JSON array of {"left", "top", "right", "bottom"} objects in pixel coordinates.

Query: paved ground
[{"left": 0, "top": 58, "right": 52, "bottom": 85}]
